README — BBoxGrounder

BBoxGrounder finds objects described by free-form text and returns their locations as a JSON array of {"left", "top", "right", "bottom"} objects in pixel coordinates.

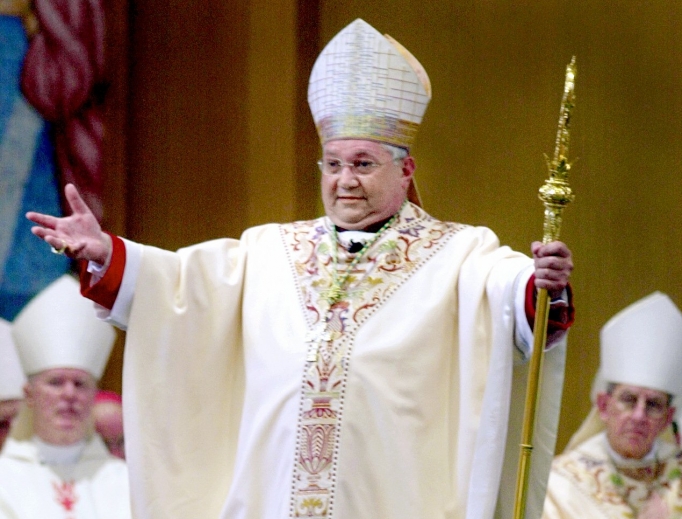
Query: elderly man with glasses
[
  {"left": 543, "top": 292, "right": 682, "bottom": 519},
  {"left": 0, "top": 276, "right": 130, "bottom": 519},
  {"left": 24, "top": 18, "right": 574, "bottom": 519}
]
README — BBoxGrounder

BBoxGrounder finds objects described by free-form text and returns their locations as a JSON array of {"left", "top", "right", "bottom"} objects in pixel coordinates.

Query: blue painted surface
[{"left": 0, "top": 16, "right": 70, "bottom": 320}]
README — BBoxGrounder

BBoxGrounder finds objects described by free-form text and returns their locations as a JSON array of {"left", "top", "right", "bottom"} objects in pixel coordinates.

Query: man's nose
[
  {"left": 630, "top": 399, "right": 649, "bottom": 420},
  {"left": 337, "top": 165, "right": 360, "bottom": 187},
  {"left": 62, "top": 382, "right": 77, "bottom": 398}
]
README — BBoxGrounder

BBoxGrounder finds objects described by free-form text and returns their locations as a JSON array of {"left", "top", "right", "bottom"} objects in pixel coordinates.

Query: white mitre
[
  {"left": 11, "top": 275, "right": 115, "bottom": 379},
  {"left": 566, "top": 292, "right": 682, "bottom": 450},
  {"left": 0, "top": 318, "right": 26, "bottom": 400},
  {"left": 601, "top": 291, "right": 682, "bottom": 396},
  {"left": 308, "top": 18, "right": 431, "bottom": 151}
]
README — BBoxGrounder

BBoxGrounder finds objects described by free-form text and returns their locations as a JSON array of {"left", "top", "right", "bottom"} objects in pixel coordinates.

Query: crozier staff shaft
[{"left": 513, "top": 56, "right": 576, "bottom": 519}]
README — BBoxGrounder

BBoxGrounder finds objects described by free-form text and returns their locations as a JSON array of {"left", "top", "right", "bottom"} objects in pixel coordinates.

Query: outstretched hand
[
  {"left": 531, "top": 241, "right": 573, "bottom": 299},
  {"left": 27, "top": 183, "right": 112, "bottom": 265}
]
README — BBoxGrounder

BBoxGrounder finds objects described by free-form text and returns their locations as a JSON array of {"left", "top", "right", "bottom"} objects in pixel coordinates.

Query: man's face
[
  {"left": 597, "top": 383, "right": 674, "bottom": 459},
  {"left": 94, "top": 401, "right": 125, "bottom": 459},
  {"left": 320, "top": 139, "right": 415, "bottom": 230},
  {"left": 0, "top": 399, "right": 21, "bottom": 449},
  {"left": 26, "top": 368, "right": 97, "bottom": 446}
]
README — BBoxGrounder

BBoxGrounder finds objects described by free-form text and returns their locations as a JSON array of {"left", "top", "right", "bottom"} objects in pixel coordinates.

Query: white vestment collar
[{"left": 34, "top": 436, "right": 86, "bottom": 465}]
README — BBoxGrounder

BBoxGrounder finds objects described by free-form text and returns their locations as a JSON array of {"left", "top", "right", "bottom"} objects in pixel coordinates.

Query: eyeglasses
[
  {"left": 611, "top": 390, "right": 670, "bottom": 419},
  {"left": 317, "top": 158, "right": 394, "bottom": 176}
]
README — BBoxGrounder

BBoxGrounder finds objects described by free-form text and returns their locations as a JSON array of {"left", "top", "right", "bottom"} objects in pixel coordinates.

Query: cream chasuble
[
  {"left": 543, "top": 433, "right": 682, "bottom": 519},
  {"left": 0, "top": 436, "right": 131, "bottom": 519},
  {"left": 118, "top": 203, "right": 566, "bottom": 519}
]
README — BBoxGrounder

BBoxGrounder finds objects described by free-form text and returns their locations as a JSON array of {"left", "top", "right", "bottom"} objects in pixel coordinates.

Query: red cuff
[
  {"left": 79, "top": 232, "right": 126, "bottom": 310},
  {"left": 524, "top": 274, "right": 575, "bottom": 333}
]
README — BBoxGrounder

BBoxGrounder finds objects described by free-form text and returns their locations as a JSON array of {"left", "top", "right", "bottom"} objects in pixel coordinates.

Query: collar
[
  {"left": 34, "top": 436, "right": 87, "bottom": 465},
  {"left": 334, "top": 214, "right": 396, "bottom": 235},
  {"left": 334, "top": 213, "right": 399, "bottom": 252},
  {"left": 605, "top": 435, "right": 660, "bottom": 469},
  {"left": 336, "top": 230, "right": 375, "bottom": 252}
]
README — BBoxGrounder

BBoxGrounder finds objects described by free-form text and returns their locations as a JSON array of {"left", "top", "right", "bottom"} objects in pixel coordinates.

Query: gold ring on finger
[{"left": 50, "top": 239, "right": 68, "bottom": 255}]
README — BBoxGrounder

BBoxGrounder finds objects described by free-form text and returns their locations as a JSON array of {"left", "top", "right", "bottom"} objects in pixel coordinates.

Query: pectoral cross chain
[{"left": 305, "top": 326, "right": 340, "bottom": 362}]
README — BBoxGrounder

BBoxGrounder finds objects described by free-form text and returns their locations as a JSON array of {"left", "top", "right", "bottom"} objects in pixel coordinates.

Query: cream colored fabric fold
[{"left": 120, "top": 204, "right": 563, "bottom": 519}]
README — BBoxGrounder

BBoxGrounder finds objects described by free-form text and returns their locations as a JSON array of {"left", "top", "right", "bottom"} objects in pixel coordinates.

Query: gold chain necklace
[
  {"left": 324, "top": 203, "right": 404, "bottom": 306},
  {"left": 305, "top": 203, "right": 404, "bottom": 362}
]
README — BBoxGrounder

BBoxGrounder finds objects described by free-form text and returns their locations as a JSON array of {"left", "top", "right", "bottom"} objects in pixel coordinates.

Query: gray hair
[
  {"left": 380, "top": 143, "right": 409, "bottom": 162},
  {"left": 320, "top": 142, "right": 409, "bottom": 162}
]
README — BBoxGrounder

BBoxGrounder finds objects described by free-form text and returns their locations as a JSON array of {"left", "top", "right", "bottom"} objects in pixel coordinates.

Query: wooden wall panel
[
  {"left": 99, "top": 0, "right": 129, "bottom": 394},
  {"left": 125, "top": 2, "right": 251, "bottom": 247}
]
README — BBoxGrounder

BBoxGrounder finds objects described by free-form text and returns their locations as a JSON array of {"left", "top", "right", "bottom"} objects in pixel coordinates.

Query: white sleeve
[
  {"left": 513, "top": 264, "right": 568, "bottom": 363},
  {"left": 513, "top": 264, "right": 535, "bottom": 361},
  {"left": 88, "top": 238, "right": 143, "bottom": 330}
]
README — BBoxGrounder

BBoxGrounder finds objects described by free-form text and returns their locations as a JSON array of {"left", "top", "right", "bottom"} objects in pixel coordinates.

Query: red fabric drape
[{"left": 21, "top": 0, "right": 106, "bottom": 221}]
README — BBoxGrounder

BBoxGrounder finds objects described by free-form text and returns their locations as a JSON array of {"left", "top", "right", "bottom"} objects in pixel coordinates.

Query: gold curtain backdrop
[{"left": 99, "top": 0, "right": 682, "bottom": 452}]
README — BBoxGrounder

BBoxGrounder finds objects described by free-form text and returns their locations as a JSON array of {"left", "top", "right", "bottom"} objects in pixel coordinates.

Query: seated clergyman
[
  {"left": 0, "top": 276, "right": 131, "bottom": 519},
  {"left": 543, "top": 292, "right": 682, "bottom": 519}
]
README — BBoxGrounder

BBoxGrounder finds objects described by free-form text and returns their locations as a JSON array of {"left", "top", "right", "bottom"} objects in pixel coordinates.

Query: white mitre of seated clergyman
[
  {"left": 11, "top": 275, "right": 116, "bottom": 380},
  {"left": 0, "top": 318, "right": 26, "bottom": 400},
  {"left": 565, "top": 291, "right": 682, "bottom": 450},
  {"left": 308, "top": 18, "right": 432, "bottom": 151},
  {"left": 600, "top": 291, "right": 682, "bottom": 396}
]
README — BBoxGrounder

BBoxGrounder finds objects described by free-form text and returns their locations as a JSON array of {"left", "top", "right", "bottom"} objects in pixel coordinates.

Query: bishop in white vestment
[
  {"left": 25, "top": 18, "right": 574, "bottom": 519},
  {"left": 543, "top": 292, "right": 682, "bottom": 519},
  {"left": 0, "top": 276, "right": 131, "bottom": 519}
]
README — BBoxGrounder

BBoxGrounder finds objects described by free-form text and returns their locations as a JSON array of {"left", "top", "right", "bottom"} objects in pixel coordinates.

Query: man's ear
[
  {"left": 596, "top": 392, "right": 610, "bottom": 420},
  {"left": 665, "top": 406, "right": 676, "bottom": 428},
  {"left": 402, "top": 156, "right": 416, "bottom": 180},
  {"left": 23, "top": 381, "right": 34, "bottom": 408}
]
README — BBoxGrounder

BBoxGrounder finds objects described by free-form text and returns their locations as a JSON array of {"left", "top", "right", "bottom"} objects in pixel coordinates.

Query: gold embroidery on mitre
[{"left": 307, "top": 19, "right": 431, "bottom": 150}]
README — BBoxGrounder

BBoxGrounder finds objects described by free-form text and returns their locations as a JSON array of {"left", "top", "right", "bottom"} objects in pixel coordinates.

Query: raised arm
[{"left": 26, "top": 183, "right": 112, "bottom": 265}]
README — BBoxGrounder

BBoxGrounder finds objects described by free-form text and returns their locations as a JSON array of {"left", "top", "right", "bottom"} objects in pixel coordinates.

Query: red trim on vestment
[
  {"left": 524, "top": 274, "right": 575, "bottom": 334},
  {"left": 79, "top": 232, "right": 126, "bottom": 310}
]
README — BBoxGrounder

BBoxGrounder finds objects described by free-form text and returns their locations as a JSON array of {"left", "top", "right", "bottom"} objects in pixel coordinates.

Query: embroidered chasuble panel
[
  {"left": 278, "top": 204, "right": 464, "bottom": 518},
  {"left": 550, "top": 445, "right": 682, "bottom": 519}
]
